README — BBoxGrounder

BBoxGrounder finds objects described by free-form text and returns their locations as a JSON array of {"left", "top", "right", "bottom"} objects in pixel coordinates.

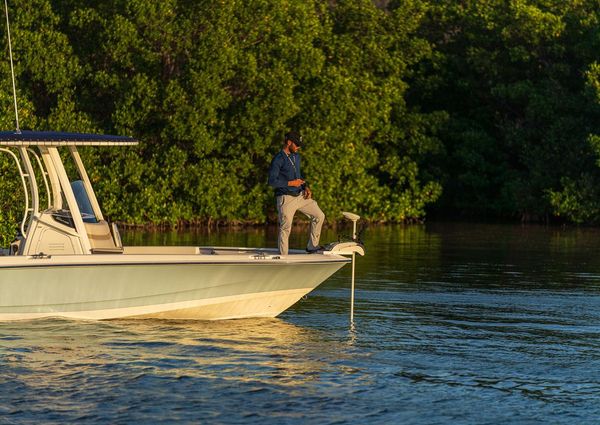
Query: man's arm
[{"left": 268, "top": 155, "right": 286, "bottom": 189}]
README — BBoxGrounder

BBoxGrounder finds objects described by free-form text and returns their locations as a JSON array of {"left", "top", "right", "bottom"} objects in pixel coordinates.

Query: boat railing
[
  {"left": 27, "top": 148, "right": 50, "bottom": 209},
  {"left": 0, "top": 147, "right": 31, "bottom": 237}
]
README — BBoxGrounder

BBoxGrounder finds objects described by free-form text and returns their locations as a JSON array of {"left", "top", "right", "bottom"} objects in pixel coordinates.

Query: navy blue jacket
[{"left": 268, "top": 150, "right": 305, "bottom": 197}]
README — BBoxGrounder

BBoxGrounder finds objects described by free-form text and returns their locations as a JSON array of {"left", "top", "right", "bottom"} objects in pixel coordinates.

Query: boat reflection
[{"left": 0, "top": 318, "right": 355, "bottom": 389}]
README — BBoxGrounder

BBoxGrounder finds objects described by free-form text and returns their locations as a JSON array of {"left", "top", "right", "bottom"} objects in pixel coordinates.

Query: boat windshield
[{"left": 71, "top": 180, "right": 97, "bottom": 223}]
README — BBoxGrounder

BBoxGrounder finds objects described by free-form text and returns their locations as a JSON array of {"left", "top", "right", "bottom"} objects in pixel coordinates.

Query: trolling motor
[
  {"left": 324, "top": 212, "right": 365, "bottom": 323},
  {"left": 323, "top": 212, "right": 365, "bottom": 256}
]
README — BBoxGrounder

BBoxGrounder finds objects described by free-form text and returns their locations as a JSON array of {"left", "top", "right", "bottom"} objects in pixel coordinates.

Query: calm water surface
[{"left": 2, "top": 223, "right": 600, "bottom": 424}]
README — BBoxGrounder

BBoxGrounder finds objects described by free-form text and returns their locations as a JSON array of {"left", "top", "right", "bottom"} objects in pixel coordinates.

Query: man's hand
[
  {"left": 288, "top": 179, "right": 305, "bottom": 187},
  {"left": 304, "top": 187, "right": 312, "bottom": 199}
]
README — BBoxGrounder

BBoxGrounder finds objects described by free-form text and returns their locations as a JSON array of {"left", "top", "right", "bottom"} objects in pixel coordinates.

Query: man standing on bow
[{"left": 268, "top": 131, "right": 325, "bottom": 256}]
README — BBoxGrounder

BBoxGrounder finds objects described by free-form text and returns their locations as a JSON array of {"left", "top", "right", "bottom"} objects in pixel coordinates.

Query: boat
[
  {"left": 0, "top": 2, "right": 363, "bottom": 321},
  {"left": 0, "top": 130, "right": 364, "bottom": 320}
]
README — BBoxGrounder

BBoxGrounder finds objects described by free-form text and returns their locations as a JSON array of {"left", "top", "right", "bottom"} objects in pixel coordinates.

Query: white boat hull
[
  {"left": 0, "top": 251, "right": 348, "bottom": 321},
  {"left": 0, "top": 132, "right": 363, "bottom": 322}
]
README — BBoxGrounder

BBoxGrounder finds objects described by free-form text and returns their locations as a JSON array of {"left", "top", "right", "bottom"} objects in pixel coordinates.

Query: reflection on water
[
  {"left": 1, "top": 318, "right": 336, "bottom": 384},
  {"left": 3, "top": 223, "right": 600, "bottom": 423},
  {"left": 0, "top": 317, "right": 372, "bottom": 423}
]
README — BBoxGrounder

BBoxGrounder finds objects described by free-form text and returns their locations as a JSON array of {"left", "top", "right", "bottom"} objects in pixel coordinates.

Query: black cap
[{"left": 284, "top": 131, "right": 303, "bottom": 147}]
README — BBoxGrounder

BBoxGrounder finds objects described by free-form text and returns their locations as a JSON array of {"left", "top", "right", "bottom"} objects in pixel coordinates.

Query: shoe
[{"left": 306, "top": 245, "right": 324, "bottom": 254}]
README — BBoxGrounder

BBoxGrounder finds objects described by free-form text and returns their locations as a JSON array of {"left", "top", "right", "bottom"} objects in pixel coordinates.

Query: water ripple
[{"left": 3, "top": 225, "right": 600, "bottom": 423}]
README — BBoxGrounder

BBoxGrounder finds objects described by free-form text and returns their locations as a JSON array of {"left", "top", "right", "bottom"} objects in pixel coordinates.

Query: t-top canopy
[{"left": 0, "top": 130, "right": 139, "bottom": 146}]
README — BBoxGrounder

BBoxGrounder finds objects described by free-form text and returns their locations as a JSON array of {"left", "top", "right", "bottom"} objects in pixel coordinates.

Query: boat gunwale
[{"left": 0, "top": 254, "right": 350, "bottom": 269}]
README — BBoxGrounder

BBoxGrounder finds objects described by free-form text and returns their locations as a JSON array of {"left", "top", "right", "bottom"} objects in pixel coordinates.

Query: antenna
[{"left": 4, "top": 0, "right": 20, "bottom": 133}]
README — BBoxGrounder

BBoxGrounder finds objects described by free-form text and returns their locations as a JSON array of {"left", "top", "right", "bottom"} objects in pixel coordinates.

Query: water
[{"left": 3, "top": 223, "right": 600, "bottom": 424}]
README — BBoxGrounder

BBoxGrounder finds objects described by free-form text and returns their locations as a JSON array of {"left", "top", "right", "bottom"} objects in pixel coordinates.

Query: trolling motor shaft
[{"left": 323, "top": 212, "right": 365, "bottom": 323}]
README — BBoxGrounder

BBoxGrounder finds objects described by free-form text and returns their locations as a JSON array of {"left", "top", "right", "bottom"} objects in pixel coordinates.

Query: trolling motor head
[
  {"left": 323, "top": 212, "right": 365, "bottom": 256},
  {"left": 342, "top": 211, "right": 360, "bottom": 222},
  {"left": 342, "top": 211, "right": 360, "bottom": 240}
]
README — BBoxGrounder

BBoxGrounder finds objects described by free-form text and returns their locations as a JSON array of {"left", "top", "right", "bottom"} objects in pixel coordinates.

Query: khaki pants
[{"left": 276, "top": 194, "right": 325, "bottom": 255}]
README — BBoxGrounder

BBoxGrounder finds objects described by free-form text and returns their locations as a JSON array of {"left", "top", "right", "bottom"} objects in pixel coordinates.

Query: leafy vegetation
[
  {"left": 413, "top": 0, "right": 600, "bottom": 221},
  {"left": 0, "top": 0, "right": 599, "bottom": 241}
]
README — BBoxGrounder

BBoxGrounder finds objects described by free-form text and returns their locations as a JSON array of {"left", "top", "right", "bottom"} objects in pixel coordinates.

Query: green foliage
[
  {"left": 414, "top": 0, "right": 600, "bottom": 220},
  {"left": 2, "top": 0, "right": 600, "bottom": 235},
  {"left": 2, "top": 0, "right": 442, "bottom": 231},
  {"left": 548, "top": 173, "right": 600, "bottom": 224}
]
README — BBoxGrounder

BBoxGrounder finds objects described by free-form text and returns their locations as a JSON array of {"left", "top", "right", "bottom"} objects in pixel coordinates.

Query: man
[{"left": 268, "top": 131, "right": 325, "bottom": 255}]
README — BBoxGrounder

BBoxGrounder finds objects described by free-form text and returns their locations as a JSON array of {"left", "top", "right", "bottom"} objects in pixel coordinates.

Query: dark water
[{"left": 3, "top": 223, "right": 600, "bottom": 424}]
